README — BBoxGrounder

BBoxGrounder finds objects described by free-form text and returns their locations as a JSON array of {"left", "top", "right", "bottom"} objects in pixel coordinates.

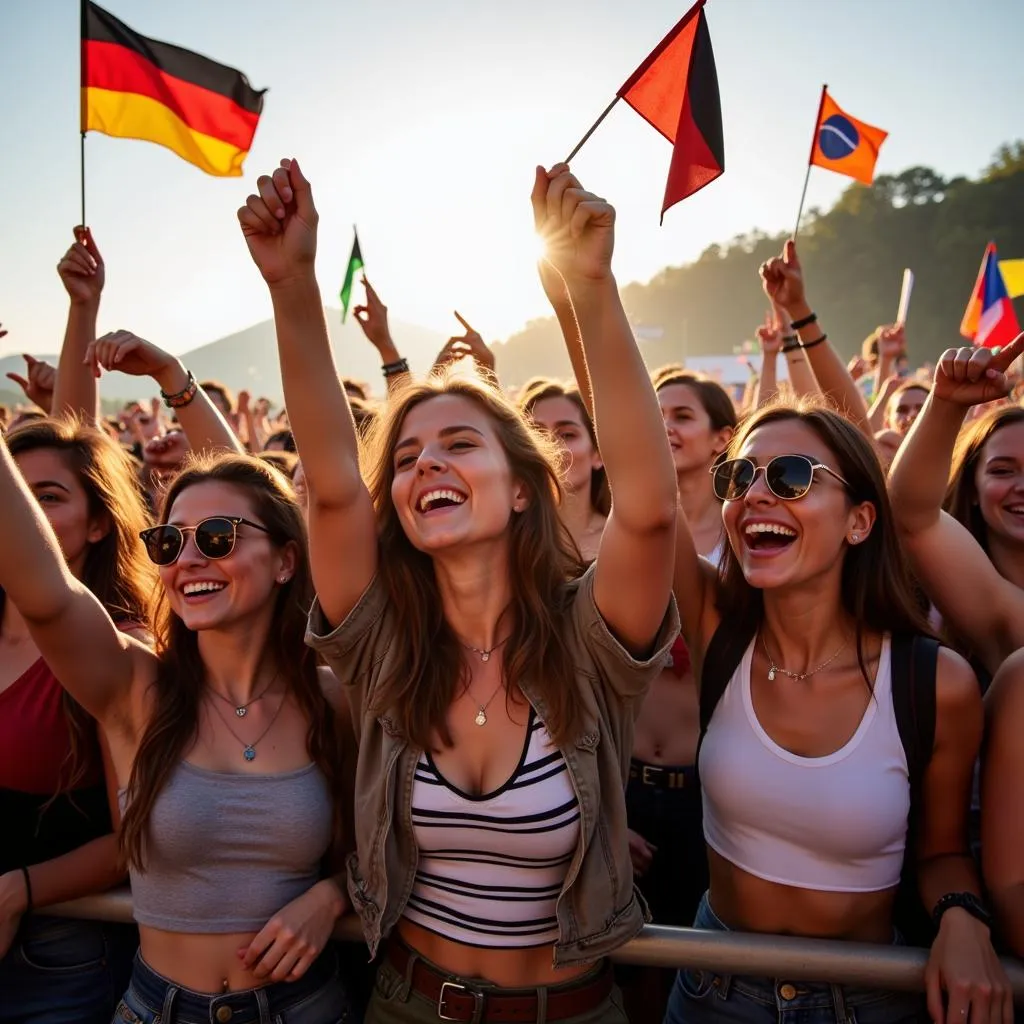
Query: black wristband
[
  {"left": 20, "top": 866, "right": 32, "bottom": 913},
  {"left": 801, "top": 334, "right": 827, "bottom": 350},
  {"left": 381, "top": 358, "right": 409, "bottom": 378},
  {"left": 782, "top": 335, "right": 801, "bottom": 353},
  {"left": 790, "top": 312, "right": 818, "bottom": 330},
  {"left": 932, "top": 892, "right": 991, "bottom": 931}
]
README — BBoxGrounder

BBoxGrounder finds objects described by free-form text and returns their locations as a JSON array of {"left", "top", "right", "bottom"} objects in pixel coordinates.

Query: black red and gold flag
[{"left": 81, "top": 2, "right": 265, "bottom": 177}]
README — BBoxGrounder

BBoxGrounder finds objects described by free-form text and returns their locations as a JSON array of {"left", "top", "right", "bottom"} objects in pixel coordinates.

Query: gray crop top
[{"left": 121, "top": 761, "right": 333, "bottom": 933}]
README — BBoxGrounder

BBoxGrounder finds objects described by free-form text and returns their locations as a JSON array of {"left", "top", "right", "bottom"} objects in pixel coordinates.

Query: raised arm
[
  {"left": 353, "top": 278, "right": 410, "bottom": 395},
  {"left": 889, "top": 337, "right": 1024, "bottom": 674},
  {"left": 538, "top": 259, "right": 593, "bottom": 414},
  {"left": 754, "top": 313, "right": 781, "bottom": 408},
  {"left": 532, "top": 164, "right": 675, "bottom": 653},
  {"left": 52, "top": 227, "right": 104, "bottom": 423},
  {"left": 86, "top": 331, "right": 241, "bottom": 455},
  {"left": 777, "top": 304, "right": 820, "bottom": 398},
  {"left": 238, "top": 158, "right": 377, "bottom": 626},
  {"left": 0, "top": 431, "right": 137, "bottom": 722},
  {"left": 761, "top": 240, "right": 870, "bottom": 433}
]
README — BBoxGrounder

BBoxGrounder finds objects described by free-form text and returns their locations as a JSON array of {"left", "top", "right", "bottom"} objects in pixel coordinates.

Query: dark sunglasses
[
  {"left": 140, "top": 516, "right": 270, "bottom": 566},
  {"left": 710, "top": 454, "right": 849, "bottom": 502}
]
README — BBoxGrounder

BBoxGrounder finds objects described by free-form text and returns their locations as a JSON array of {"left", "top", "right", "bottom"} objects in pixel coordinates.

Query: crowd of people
[{"left": 1, "top": 156, "right": 1023, "bottom": 1024}]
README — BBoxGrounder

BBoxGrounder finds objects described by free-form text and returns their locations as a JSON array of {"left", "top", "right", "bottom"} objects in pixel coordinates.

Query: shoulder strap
[
  {"left": 890, "top": 633, "right": 939, "bottom": 795},
  {"left": 699, "top": 617, "right": 757, "bottom": 733}
]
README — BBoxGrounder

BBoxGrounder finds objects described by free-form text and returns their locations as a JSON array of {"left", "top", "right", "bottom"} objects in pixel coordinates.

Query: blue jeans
[
  {"left": 112, "top": 946, "right": 352, "bottom": 1024},
  {"left": 663, "top": 893, "right": 928, "bottom": 1024},
  {"left": 0, "top": 915, "right": 134, "bottom": 1024}
]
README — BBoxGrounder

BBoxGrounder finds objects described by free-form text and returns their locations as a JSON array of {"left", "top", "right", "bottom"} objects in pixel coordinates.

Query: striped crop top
[{"left": 406, "top": 707, "right": 580, "bottom": 948}]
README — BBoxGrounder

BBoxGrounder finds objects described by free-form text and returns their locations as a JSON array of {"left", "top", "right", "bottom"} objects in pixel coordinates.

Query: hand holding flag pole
[{"left": 562, "top": 0, "right": 723, "bottom": 221}]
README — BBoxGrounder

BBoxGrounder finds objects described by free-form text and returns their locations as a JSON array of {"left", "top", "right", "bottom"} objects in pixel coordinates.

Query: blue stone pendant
[{"left": 243, "top": 747, "right": 256, "bottom": 762}]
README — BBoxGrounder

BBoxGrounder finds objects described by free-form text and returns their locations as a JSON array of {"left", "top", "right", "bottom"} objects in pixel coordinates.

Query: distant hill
[{"left": 0, "top": 309, "right": 447, "bottom": 410}]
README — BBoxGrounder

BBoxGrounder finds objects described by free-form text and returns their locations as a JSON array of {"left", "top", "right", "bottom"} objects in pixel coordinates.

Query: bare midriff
[
  {"left": 631, "top": 666, "right": 700, "bottom": 765},
  {"left": 397, "top": 919, "right": 594, "bottom": 989},
  {"left": 139, "top": 927, "right": 271, "bottom": 994},
  {"left": 708, "top": 848, "right": 898, "bottom": 944}
]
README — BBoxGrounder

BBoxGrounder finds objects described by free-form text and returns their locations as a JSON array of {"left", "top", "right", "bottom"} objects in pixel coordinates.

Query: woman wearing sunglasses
[
  {"left": 0, "top": 416, "right": 153, "bottom": 1024},
  {"left": 240, "top": 157, "right": 676, "bottom": 1023},
  {"left": 663, "top": 397, "right": 1010, "bottom": 1024},
  {"left": 0, "top": 334, "right": 354, "bottom": 1023}
]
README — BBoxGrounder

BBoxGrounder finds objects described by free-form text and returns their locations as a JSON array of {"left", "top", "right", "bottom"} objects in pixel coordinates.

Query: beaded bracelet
[{"left": 160, "top": 370, "right": 198, "bottom": 409}]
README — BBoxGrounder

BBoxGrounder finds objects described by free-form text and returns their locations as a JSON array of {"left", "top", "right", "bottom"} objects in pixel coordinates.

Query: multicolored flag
[
  {"left": 81, "top": 2, "right": 265, "bottom": 177},
  {"left": 340, "top": 230, "right": 364, "bottom": 323},
  {"left": 809, "top": 89, "right": 887, "bottom": 185},
  {"left": 998, "top": 259, "right": 1024, "bottom": 300},
  {"left": 961, "top": 243, "right": 1022, "bottom": 349},
  {"left": 617, "top": 0, "right": 724, "bottom": 221}
]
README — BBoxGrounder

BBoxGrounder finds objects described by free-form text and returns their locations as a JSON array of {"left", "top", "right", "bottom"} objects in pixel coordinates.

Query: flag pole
[
  {"left": 564, "top": 96, "right": 621, "bottom": 164},
  {"left": 79, "top": 0, "right": 87, "bottom": 226},
  {"left": 793, "top": 83, "right": 827, "bottom": 240}
]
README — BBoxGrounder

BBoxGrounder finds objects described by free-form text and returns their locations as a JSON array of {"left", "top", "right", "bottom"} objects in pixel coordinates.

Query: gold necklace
[
  {"left": 459, "top": 635, "right": 510, "bottom": 664},
  {"left": 760, "top": 633, "right": 848, "bottom": 683},
  {"left": 471, "top": 679, "right": 505, "bottom": 727},
  {"left": 208, "top": 675, "right": 275, "bottom": 718}
]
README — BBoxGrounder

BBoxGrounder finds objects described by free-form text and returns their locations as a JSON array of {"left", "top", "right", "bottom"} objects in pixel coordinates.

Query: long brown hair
[
  {"left": 716, "top": 400, "right": 931, "bottom": 683},
  {"left": 944, "top": 405, "right": 1024, "bottom": 554},
  {"left": 5, "top": 417, "right": 155, "bottom": 795},
  {"left": 518, "top": 377, "right": 611, "bottom": 517},
  {"left": 119, "top": 453, "right": 345, "bottom": 871},
  {"left": 362, "top": 375, "right": 585, "bottom": 750}
]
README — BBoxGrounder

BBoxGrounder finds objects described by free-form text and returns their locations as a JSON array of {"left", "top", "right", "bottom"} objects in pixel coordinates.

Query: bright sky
[{"left": 3, "top": 0, "right": 1023, "bottom": 364}]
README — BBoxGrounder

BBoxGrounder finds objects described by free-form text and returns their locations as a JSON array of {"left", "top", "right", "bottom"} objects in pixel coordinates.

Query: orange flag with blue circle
[{"left": 810, "top": 90, "right": 887, "bottom": 185}]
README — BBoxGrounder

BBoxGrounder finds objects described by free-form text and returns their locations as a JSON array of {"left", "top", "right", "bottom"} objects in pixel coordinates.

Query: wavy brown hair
[
  {"left": 717, "top": 399, "right": 932, "bottom": 684},
  {"left": 362, "top": 375, "right": 585, "bottom": 750},
  {"left": 518, "top": 377, "right": 611, "bottom": 517},
  {"left": 119, "top": 453, "right": 345, "bottom": 871},
  {"left": 5, "top": 417, "right": 155, "bottom": 796}
]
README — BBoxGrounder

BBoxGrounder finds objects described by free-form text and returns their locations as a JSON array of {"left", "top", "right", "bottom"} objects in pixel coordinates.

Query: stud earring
[{"left": 850, "top": 534, "right": 859, "bottom": 544}]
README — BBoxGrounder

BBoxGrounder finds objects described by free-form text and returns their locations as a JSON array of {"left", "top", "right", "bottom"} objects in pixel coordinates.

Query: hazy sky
[{"left": 3, "top": 0, "right": 1023, "bottom": 365}]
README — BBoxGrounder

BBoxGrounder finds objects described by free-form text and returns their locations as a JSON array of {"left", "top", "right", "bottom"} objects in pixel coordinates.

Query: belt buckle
[
  {"left": 641, "top": 764, "right": 658, "bottom": 786},
  {"left": 438, "top": 980, "right": 484, "bottom": 1022}
]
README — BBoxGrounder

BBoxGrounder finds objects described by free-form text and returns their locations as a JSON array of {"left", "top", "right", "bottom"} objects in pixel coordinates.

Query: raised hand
[
  {"left": 6, "top": 355, "right": 55, "bottom": 414},
  {"left": 760, "top": 239, "right": 806, "bottom": 313},
  {"left": 57, "top": 227, "right": 105, "bottom": 306},
  {"left": 238, "top": 158, "right": 318, "bottom": 286},
  {"left": 756, "top": 311, "right": 783, "bottom": 357},
  {"left": 451, "top": 312, "right": 496, "bottom": 373},
  {"left": 847, "top": 355, "right": 868, "bottom": 382},
  {"left": 878, "top": 324, "right": 906, "bottom": 364},
  {"left": 237, "top": 389, "right": 251, "bottom": 416},
  {"left": 352, "top": 278, "right": 393, "bottom": 352},
  {"left": 86, "top": 331, "right": 177, "bottom": 382},
  {"left": 932, "top": 335, "right": 1024, "bottom": 408},
  {"left": 531, "top": 164, "right": 614, "bottom": 285}
]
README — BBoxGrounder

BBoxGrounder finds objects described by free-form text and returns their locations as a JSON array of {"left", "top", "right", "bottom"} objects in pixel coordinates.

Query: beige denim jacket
[{"left": 306, "top": 563, "right": 678, "bottom": 966}]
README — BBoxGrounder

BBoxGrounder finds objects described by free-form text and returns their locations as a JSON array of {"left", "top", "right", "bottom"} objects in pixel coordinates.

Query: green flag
[{"left": 340, "top": 229, "right": 363, "bottom": 322}]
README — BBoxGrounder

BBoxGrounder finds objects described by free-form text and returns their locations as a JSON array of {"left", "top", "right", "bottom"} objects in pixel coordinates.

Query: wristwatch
[{"left": 932, "top": 892, "right": 992, "bottom": 931}]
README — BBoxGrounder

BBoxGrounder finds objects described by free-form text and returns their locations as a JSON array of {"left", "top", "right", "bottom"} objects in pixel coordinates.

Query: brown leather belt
[
  {"left": 629, "top": 760, "right": 692, "bottom": 789},
  {"left": 385, "top": 941, "right": 613, "bottom": 1022}
]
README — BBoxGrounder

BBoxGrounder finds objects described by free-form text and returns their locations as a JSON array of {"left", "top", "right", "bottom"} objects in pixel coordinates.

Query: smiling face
[
  {"left": 659, "top": 383, "right": 731, "bottom": 475},
  {"left": 390, "top": 394, "right": 527, "bottom": 554},
  {"left": 529, "top": 395, "right": 602, "bottom": 497},
  {"left": 14, "top": 448, "right": 109, "bottom": 577},
  {"left": 722, "top": 419, "right": 875, "bottom": 592},
  {"left": 974, "top": 421, "right": 1024, "bottom": 549},
  {"left": 886, "top": 386, "right": 928, "bottom": 436},
  {"left": 158, "top": 480, "right": 295, "bottom": 633}
]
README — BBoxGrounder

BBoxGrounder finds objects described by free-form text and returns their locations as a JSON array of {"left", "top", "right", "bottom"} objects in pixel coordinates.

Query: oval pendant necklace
[
  {"left": 209, "top": 691, "right": 286, "bottom": 761},
  {"left": 472, "top": 679, "right": 505, "bottom": 727},
  {"left": 209, "top": 675, "right": 275, "bottom": 718}
]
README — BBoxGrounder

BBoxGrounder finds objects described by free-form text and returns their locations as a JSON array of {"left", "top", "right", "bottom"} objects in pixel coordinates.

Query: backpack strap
[
  {"left": 698, "top": 616, "right": 758, "bottom": 733},
  {"left": 890, "top": 633, "right": 939, "bottom": 797}
]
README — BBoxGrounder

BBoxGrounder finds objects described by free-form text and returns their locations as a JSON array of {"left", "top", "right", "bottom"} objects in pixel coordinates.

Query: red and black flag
[
  {"left": 618, "top": 0, "right": 723, "bottom": 221},
  {"left": 81, "top": 2, "right": 265, "bottom": 177}
]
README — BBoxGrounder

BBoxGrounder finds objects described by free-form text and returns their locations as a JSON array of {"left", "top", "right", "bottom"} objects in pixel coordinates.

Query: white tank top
[
  {"left": 700, "top": 634, "right": 909, "bottom": 893},
  {"left": 406, "top": 707, "right": 580, "bottom": 947}
]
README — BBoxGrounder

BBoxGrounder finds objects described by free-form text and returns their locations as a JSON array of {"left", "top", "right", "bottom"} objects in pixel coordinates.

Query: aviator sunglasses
[
  {"left": 710, "top": 454, "right": 849, "bottom": 502},
  {"left": 140, "top": 516, "right": 270, "bottom": 566}
]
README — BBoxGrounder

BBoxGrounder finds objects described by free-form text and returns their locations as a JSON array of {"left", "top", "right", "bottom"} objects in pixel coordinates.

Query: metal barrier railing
[{"left": 49, "top": 889, "right": 1024, "bottom": 997}]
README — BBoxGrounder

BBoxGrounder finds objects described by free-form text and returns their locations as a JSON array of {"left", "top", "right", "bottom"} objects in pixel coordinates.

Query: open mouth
[
  {"left": 417, "top": 488, "right": 467, "bottom": 514},
  {"left": 743, "top": 521, "right": 798, "bottom": 553},
  {"left": 182, "top": 581, "right": 227, "bottom": 598}
]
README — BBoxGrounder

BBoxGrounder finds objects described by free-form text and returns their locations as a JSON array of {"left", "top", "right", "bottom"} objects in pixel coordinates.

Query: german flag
[{"left": 81, "top": 2, "right": 265, "bottom": 177}]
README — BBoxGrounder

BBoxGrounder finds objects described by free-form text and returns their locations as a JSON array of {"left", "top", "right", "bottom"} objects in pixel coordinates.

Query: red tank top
[
  {"left": 669, "top": 635, "right": 691, "bottom": 677},
  {"left": 0, "top": 658, "right": 103, "bottom": 794}
]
